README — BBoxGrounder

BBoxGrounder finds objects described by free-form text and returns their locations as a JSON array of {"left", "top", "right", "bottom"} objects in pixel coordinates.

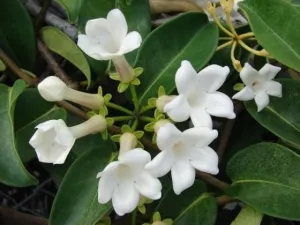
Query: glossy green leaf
[
  {"left": 49, "top": 140, "right": 117, "bottom": 225},
  {"left": 245, "top": 79, "right": 300, "bottom": 150},
  {"left": 231, "top": 206, "right": 263, "bottom": 225},
  {"left": 227, "top": 142, "right": 300, "bottom": 220},
  {"left": 40, "top": 27, "right": 91, "bottom": 87},
  {"left": 135, "top": 12, "right": 218, "bottom": 105},
  {"left": 0, "top": 0, "right": 35, "bottom": 70},
  {"left": 156, "top": 181, "right": 217, "bottom": 225},
  {"left": 55, "top": 0, "right": 84, "bottom": 23},
  {"left": 0, "top": 80, "right": 37, "bottom": 187},
  {"left": 239, "top": 0, "right": 300, "bottom": 71},
  {"left": 0, "top": 59, "right": 6, "bottom": 71}
]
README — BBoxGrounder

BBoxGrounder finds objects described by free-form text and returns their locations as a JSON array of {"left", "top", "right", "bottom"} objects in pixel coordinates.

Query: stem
[
  {"left": 237, "top": 39, "right": 269, "bottom": 57},
  {"left": 35, "top": 0, "right": 52, "bottom": 32},
  {"left": 131, "top": 119, "right": 139, "bottom": 131},
  {"left": 131, "top": 209, "right": 137, "bottom": 225},
  {"left": 219, "top": 37, "right": 232, "bottom": 41},
  {"left": 216, "top": 40, "right": 234, "bottom": 51},
  {"left": 140, "top": 105, "right": 156, "bottom": 114},
  {"left": 105, "top": 102, "right": 133, "bottom": 115},
  {"left": 196, "top": 171, "right": 230, "bottom": 191},
  {"left": 216, "top": 195, "right": 235, "bottom": 206},
  {"left": 140, "top": 116, "right": 156, "bottom": 123},
  {"left": 225, "top": 11, "right": 238, "bottom": 37},
  {"left": 130, "top": 85, "right": 139, "bottom": 110},
  {"left": 230, "top": 41, "right": 242, "bottom": 72},
  {"left": 110, "top": 116, "right": 134, "bottom": 122},
  {"left": 238, "top": 32, "right": 255, "bottom": 40}
]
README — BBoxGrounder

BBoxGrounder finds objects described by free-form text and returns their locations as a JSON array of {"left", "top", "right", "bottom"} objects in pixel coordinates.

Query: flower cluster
[{"left": 29, "top": 8, "right": 282, "bottom": 217}]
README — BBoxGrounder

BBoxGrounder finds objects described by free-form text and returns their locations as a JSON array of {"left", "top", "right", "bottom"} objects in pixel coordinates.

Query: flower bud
[
  {"left": 156, "top": 95, "right": 176, "bottom": 112},
  {"left": 119, "top": 133, "right": 137, "bottom": 155}
]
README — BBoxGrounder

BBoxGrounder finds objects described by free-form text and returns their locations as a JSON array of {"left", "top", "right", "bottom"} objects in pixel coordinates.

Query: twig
[
  {"left": 37, "top": 39, "right": 78, "bottom": 89},
  {"left": 150, "top": 0, "right": 202, "bottom": 14},
  {"left": 196, "top": 171, "right": 230, "bottom": 191},
  {"left": 216, "top": 195, "right": 235, "bottom": 206},
  {"left": 35, "top": 0, "right": 52, "bottom": 32},
  {"left": 287, "top": 68, "right": 300, "bottom": 81}
]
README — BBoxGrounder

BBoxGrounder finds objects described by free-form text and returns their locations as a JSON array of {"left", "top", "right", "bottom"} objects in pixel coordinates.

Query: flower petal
[
  {"left": 232, "top": 86, "right": 255, "bottom": 101},
  {"left": 190, "top": 108, "right": 213, "bottom": 128},
  {"left": 119, "top": 31, "right": 142, "bottom": 55},
  {"left": 204, "top": 92, "right": 236, "bottom": 119},
  {"left": 112, "top": 178, "right": 139, "bottom": 216},
  {"left": 240, "top": 63, "right": 259, "bottom": 86},
  {"left": 107, "top": 9, "right": 128, "bottom": 48},
  {"left": 145, "top": 150, "right": 174, "bottom": 177},
  {"left": 197, "top": 65, "right": 230, "bottom": 93},
  {"left": 182, "top": 127, "right": 218, "bottom": 147},
  {"left": 118, "top": 148, "right": 151, "bottom": 168},
  {"left": 54, "top": 120, "right": 75, "bottom": 146},
  {"left": 255, "top": 91, "right": 270, "bottom": 112},
  {"left": 98, "top": 165, "right": 118, "bottom": 204},
  {"left": 134, "top": 171, "right": 162, "bottom": 200},
  {"left": 189, "top": 146, "right": 219, "bottom": 175},
  {"left": 259, "top": 63, "right": 281, "bottom": 81},
  {"left": 35, "top": 119, "right": 61, "bottom": 131},
  {"left": 171, "top": 161, "right": 195, "bottom": 195},
  {"left": 164, "top": 95, "right": 190, "bottom": 122},
  {"left": 265, "top": 80, "right": 282, "bottom": 98},
  {"left": 175, "top": 60, "right": 198, "bottom": 95},
  {"left": 156, "top": 123, "right": 182, "bottom": 150}
]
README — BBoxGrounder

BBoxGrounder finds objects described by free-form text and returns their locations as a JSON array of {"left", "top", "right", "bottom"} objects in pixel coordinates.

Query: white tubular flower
[
  {"left": 29, "top": 115, "right": 107, "bottom": 164},
  {"left": 146, "top": 123, "right": 219, "bottom": 195},
  {"left": 38, "top": 76, "right": 103, "bottom": 110},
  {"left": 232, "top": 63, "right": 282, "bottom": 112},
  {"left": 97, "top": 149, "right": 162, "bottom": 216},
  {"left": 77, "top": 9, "right": 142, "bottom": 83},
  {"left": 163, "top": 60, "right": 235, "bottom": 128}
]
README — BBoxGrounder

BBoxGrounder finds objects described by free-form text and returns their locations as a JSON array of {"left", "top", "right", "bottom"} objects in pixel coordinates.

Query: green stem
[
  {"left": 130, "top": 85, "right": 139, "bottom": 110},
  {"left": 140, "top": 116, "right": 156, "bottom": 123},
  {"left": 140, "top": 105, "right": 156, "bottom": 114},
  {"left": 105, "top": 102, "right": 133, "bottom": 115},
  {"left": 131, "top": 209, "right": 137, "bottom": 225},
  {"left": 110, "top": 116, "right": 134, "bottom": 122},
  {"left": 131, "top": 119, "right": 139, "bottom": 131}
]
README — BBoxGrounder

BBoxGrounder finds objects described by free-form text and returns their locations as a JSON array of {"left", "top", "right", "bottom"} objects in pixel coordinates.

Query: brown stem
[
  {"left": 216, "top": 195, "right": 235, "bottom": 206},
  {"left": 150, "top": 0, "right": 202, "bottom": 14},
  {"left": 196, "top": 171, "right": 230, "bottom": 191},
  {"left": 35, "top": 0, "right": 52, "bottom": 32}
]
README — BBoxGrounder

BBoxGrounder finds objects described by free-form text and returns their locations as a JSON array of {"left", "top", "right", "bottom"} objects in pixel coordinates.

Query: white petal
[
  {"left": 112, "top": 178, "right": 139, "bottom": 216},
  {"left": 204, "top": 92, "right": 236, "bottom": 119},
  {"left": 119, "top": 31, "right": 142, "bottom": 55},
  {"left": 259, "top": 63, "right": 281, "bottom": 81},
  {"left": 232, "top": 86, "right": 255, "bottom": 101},
  {"left": 265, "top": 80, "right": 282, "bottom": 97},
  {"left": 255, "top": 91, "right": 270, "bottom": 112},
  {"left": 240, "top": 63, "right": 259, "bottom": 86},
  {"left": 107, "top": 9, "right": 128, "bottom": 48},
  {"left": 134, "top": 171, "right": 162, "bottom": 200},
  {"left": 175, "top": 60, "right": 198, "bottom": 95},
  {"left": 37, "top": 76, "right": 67, "bottom": 102},
  {"left": 54, "top": 120, "right": 75, "bottom": 146},
  {"left": 164, "top": 95, "right": 190, "bottom": 122},
  {"left": 190, "top": 109, "right": 213, "bottom": 128},
  {"left": 156, "top": 123, "right": 182, "bottom": 150},
  {"left": 98, "top": 165, "right": 118, "bottom": 204},
  {"left": 197, "top": 65, "right": 230, "bottom": 93},
  {"left": 171, "top": 161, "right": 195, "bottom": 195},
  {"left": 145, "top": 150, "right": 174, "bottom": 177},
  {"left": 53, "top": 145, "right": 74, "bottom": 164},
  {"left": 189, "top": 146, "right": 219, "bottom": 175},
  {"left": 118, "top": 148, "right": 151, "bottom": 168},
  {"left": 35, "top": 119, "right": 61, "bottom": 131},
  {"left": 182, "top": 127, "right": 218, "bottom": 147},
  {"left": 97, "top": 161, "right": 120, "bottom": 178}
]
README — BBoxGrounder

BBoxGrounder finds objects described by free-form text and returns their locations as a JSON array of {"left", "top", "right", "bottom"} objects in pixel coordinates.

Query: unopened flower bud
[
  {"left": 156, "top": 95, "right": 176, "bottom": 112},
  {"left": 119, "top": 133, "right": 138, "bottom": 155}
]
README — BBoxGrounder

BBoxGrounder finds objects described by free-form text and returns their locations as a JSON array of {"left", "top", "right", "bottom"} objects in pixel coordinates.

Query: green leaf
[
  {"left": 0, "top": 59, "right": 6, "bottom": 71},
  {"left": 40, "top": 27, "right": 91, "bottom": 87},
  {"left": 239, "top": 0, "right": 300, "bottom": 71},
  {"left": 0, "top": 0, "right": 36, "bottom": 70},
  {"left": 245, "top": 79, "right": 300, "bottom": 150},
  {"left": 0, "top": 80, "right": 37, "bottom": 187},
  {"left": 231, "top": 206, "right": 263, "bottom": 225},
  {"left": 55, "top": 0, "right": 84, "bottom": 23},
  {"left": 156, "top": 180, "right": 217, "bottom": 225},
  {"left": 227, "top": 142, "right": 300, "bottom": 220},
  {"left": 49, "top": 141, "right": 117, "bottom": 225},
  {"left": 135, "top": 12, "right": 218, "bottom": 105}
]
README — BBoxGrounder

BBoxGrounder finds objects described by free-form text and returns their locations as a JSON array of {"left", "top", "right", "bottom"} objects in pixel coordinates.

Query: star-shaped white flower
[
  {"left": 145, "top": 123, "right": 219, "bottom": 195},
  {"left": 232, "top": 63, "right": 282, "bottom": 112},
  {"left": 163, "top": 60, "right": 235, "bottom": 128},
  {"left": 77, "top": 8, "right": 142, "bottom": 60},
  {"left": 97, "top": 149, "right": 162, "bottom": 216}
]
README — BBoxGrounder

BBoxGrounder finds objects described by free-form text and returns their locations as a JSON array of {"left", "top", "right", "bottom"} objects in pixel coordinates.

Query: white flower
[
  {"left": 38, "top": 76, "right": 103, "bottom": 110},
  {"left": 97, "top": 149, "right": 162, "bottom": 216},
  {"left": 77, "top": 9, "right": 142, "bottom": 61},
  {"left": 29, "top": 116, "right": 107, "bottom": 164},
  {"left": 232, "top": 63, "right": 282, "bottom": 112},
  {"left": 163, "top": 60, "right": 235, "bottom": 128},
  {"left": 145, "top": 123, "right": 219, "bottom": 195}
]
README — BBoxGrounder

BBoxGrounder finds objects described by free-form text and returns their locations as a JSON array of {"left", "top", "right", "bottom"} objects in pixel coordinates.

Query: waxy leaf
[
  {"left": 55, "top": 0, "right": 84, "bottom": 23},
  {"left": 231, "top": 206, "right": 263, "bottom": 225},
  {"left": 245, "top": 79, "right": 300, "bottom": 150},
  {"left": 227, "top": 142, "right": 300, "bottom": 220},
  {"left": 49, "top": 140, "right": 117, "bottom": 225},
  {"left": 0, "top": 80, "right": 37, "bottom": 187},
  {"left": 135, "top": 12, "right": 218, "bottom": 105},
  {"left": 239, "top": 0, "right": 300, "bottom": 71},
  {"left": 40, "top": 27, "right": 91, "bottom": 87}
]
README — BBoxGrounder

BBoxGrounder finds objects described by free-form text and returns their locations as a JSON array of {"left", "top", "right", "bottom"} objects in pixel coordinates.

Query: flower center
[{"left": 252, "top": 81, "right": 263, "bottom": 92}]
